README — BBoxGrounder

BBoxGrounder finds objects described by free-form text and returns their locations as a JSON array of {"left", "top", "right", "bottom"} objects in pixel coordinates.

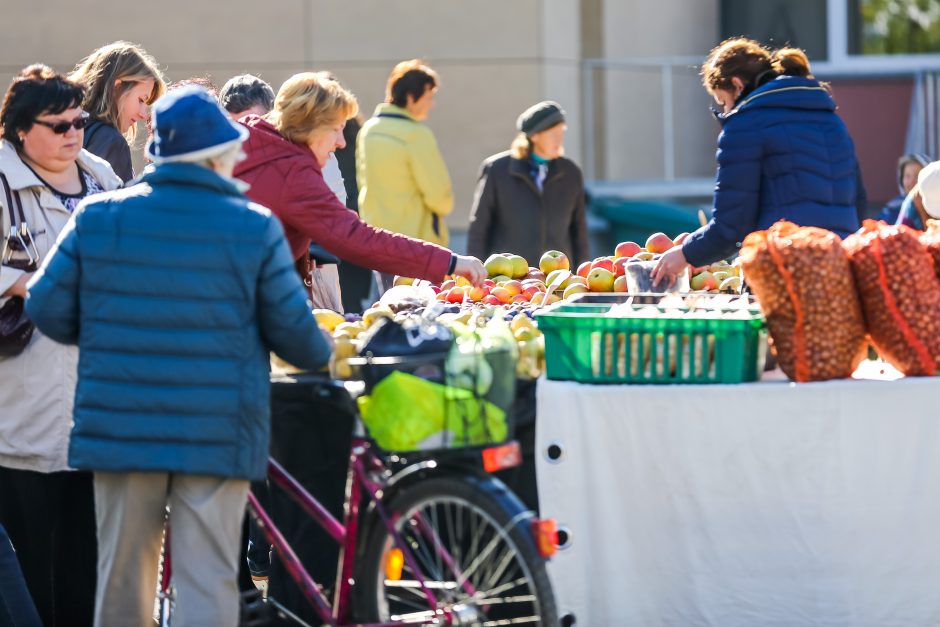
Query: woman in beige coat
[{"left": 0, "top": 64, "right": 122, "bottom": 626}]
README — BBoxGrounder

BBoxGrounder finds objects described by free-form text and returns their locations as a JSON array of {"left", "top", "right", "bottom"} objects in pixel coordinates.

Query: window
[
  {"left": 849, "top": 0, "right": 940, "bottom": 55},
  {"left": 721, "top": 0, "right": 829, "bottom": 60}
]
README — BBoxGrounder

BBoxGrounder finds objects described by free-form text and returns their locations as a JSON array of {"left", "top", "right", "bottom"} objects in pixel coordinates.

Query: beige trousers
[{"left": 93, "top": 472, "right": 249, "bottom": 627}]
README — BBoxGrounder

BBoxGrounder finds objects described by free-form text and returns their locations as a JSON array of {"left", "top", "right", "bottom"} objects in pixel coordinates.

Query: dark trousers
[
  {"left": 0, "top": 467, "right": 97, "bottom": 627},
  {"left": 267, "top": 380, "right": 354, "bottom": 624},
  {"left": 0, "top": 523, "right": 41, "bottom": 627}
]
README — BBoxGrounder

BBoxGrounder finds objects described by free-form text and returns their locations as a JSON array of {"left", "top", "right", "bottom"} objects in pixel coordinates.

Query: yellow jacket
[{"left": 356, "top": 104, "right": 453, "bottom": 246}]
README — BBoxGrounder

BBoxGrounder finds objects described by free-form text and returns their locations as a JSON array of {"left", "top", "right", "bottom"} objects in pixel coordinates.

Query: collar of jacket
[
  {"left": 138, "top": 162, "right": 248, "bottom": 197},
  {"left": 372, "top": 102, "right": 420, "bottom": 122},
  {"left": 0, "top": 139, "right": 121, "bottom": 192},
  {"left": 718, "top": 75, "right": 834, "bottom": 124},
  {"left": 508, "top": 155, "right": 564, "bottom": 186}
]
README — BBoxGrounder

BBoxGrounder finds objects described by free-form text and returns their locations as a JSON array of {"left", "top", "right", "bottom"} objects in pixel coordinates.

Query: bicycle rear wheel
[{"left": 354, "top": 475, "right": 558, "bottom": 625}]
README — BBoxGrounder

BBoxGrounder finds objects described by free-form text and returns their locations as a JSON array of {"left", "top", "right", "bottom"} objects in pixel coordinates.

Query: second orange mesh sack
[
  {"left": 739, "top": 221, "right": 868, "bottom": 381},
  {"left": 844, "top": 220, "right": 940, "bottom": 376}
]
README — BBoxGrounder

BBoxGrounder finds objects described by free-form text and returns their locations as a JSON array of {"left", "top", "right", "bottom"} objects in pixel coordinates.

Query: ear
[{"left": 730, "top": 76, "right": 746, "bottom": 95}]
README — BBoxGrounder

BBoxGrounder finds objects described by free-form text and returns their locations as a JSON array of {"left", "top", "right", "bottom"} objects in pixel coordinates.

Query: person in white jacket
[{"left": 0, "top": 64, "right": 122, "bottom": 627}]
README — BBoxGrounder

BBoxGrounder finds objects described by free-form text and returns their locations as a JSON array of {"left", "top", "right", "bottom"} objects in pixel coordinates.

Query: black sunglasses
[{"left": 33, "top": 111, "right": 91, "bottom": 134}]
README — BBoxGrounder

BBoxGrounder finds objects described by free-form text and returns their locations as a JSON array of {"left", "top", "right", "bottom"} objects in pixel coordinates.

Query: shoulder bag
[{"left": 0, "top": 171, "right": 39, "bottom": 356}]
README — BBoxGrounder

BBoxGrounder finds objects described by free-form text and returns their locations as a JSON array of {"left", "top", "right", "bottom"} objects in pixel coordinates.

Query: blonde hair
[
  {"left": 269, "top": 72, "right": 359, "bottom": 144},
  {"left": 701, "top": 37, "right": 812, "bottom": 95},
  {"left": 69, "top": 41, "right": 165, "bottom": 140},
  {"left": 510, "top": 132, "right": 531, "bottom": 159}
]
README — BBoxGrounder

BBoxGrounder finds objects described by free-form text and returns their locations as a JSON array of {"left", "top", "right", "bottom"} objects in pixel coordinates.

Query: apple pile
[{"left": 588, "top": 232, "right": 744, "bottom": 294}]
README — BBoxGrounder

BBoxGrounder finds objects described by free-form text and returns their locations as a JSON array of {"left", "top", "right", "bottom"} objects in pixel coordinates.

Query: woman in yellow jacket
[{"left": 356, "top": 59, "right": 453, "bottom": 247}]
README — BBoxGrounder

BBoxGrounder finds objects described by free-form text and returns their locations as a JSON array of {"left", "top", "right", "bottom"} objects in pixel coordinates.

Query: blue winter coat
[
  {"left": 683, "top": 76, "right": 861, "bottom": 267},
  {"left": 26, "top": 163, "right": 331, "bottom": 480}
]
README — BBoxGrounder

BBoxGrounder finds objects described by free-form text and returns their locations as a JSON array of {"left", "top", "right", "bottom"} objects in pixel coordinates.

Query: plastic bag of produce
[
  {"left": 357, "top": 371, "right": 507, "bottom": 451},
  {"left": 844, "top": 220, "right": 940, "bottom": 376},
  {"left": 739, "top": 221, "right": 867, "bottom": 381},
  {"left": 919, "top": 220, "right": 940, "bottom": 280}
]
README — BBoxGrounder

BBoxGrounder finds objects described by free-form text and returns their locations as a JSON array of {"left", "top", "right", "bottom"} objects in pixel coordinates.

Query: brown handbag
[{"left": 0, "top": 171, "right": 39, "bottom": 357}]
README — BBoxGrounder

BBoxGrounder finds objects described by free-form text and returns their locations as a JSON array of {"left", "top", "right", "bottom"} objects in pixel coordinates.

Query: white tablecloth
[{"left": 536, "top": 372, "right": 940, "bottom": 627}]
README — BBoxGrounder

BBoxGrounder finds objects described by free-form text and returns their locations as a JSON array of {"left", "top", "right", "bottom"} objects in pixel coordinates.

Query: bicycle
[{"left": 159, "top": 355, "right": 559, "bottom": 626}]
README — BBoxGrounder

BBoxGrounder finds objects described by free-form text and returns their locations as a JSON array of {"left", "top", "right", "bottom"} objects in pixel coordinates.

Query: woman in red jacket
[{"left": 235, "top": 72, "right": 484, "bottom": 289}]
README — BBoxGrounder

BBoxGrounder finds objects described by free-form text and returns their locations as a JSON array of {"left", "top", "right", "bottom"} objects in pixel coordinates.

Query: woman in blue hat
[{"left": 26, "top": 85, "right": 331, "bottom": 626}]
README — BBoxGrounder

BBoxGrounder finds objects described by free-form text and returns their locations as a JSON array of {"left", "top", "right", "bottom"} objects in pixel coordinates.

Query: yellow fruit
[
  {"left": 362, "top": 306, "right": 394, "bottom": 327},
  {"left": 334, "top": 322, "right": 363, "bottom": 338},
  {"left": 510, "top": 314, "right": 536, "bottom": 334},
  {"left": 313, "top": 309, "right": 345, "bottom": 332},
  {"left": 514, "top": 327, "right": 538, "bottom": 342}
]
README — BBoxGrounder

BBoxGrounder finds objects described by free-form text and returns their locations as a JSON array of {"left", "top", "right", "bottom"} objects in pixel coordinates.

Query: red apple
[
  {"left": 613, "top": 275, "right": 628, "bottom": 292},
  {"left": 467, "top": 286, "right": 488, "bottom": 301},
  {"left": 483, "top": 279, "right": 496, "bottom": 289},
  {"left": 510, "top": 293, "right": 529, "bottom": 303},
  {"left": 586, "top": 268, "right": 616, "bottom": 292},
  {"left": 525, "top": 267, "right": 547, "bottom": 282},
  {"left": 690, "top": 271, "right": 718, "bottom": 291},
  {"left": 591, "top": 257, "right": 614, "bottom": 273},
  {"left": 482, "top": 294, "right": 501, "bottom": 306},
  {"left": 673, "top": 232, "right": 691, "bottom": 246},
  {"left": 522, "top": 284, "right": 544, "bottom": 300},
  {"left": 614, "top": 241, "right": 642, "bottom": 259},
  {"left": 436, "top": 290, "right": 450, "bottom": 301},
  {"left": 430, "top": 285, "right": 442, "bottom": 294},
  {"left": 447, "top": 286, "right": 467, "bottom": 303},
  {"left": 502, "top": 280, "right": 523, "bottom": 297},
  {"left": 539, "top": 250, "right": 570, "bottom": 274},
  {"left": 646, "top": 232, "right": 674, "bottom": 254},
  {"left": 612, "top": 257, "right": 630, "bottom": 277},
  {"left": 490, "top": 286, "right": 512, "bottom": 304},
  {"left": 576, "top": 261, "right": 592, "bottom": 278}
]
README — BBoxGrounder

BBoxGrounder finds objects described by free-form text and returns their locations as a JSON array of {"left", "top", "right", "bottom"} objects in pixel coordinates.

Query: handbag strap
[{"left": 0, "top": 172, "right": 26, "bottom": 233}]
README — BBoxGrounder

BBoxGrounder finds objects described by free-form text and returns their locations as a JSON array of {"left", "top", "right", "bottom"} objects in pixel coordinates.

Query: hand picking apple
[
  {"left": 651, "top": 245, "right": 690, "bottom": 288},
  {"left": 452, "top": 255, "right": 488, "bottom": 286}
]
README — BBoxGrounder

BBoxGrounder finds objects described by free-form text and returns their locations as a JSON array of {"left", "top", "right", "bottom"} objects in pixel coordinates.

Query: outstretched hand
[
  {"left": 651, "top": 246, "right": 689, "bottom": 289},
  {"left": 452, "top": 255, "right": 487, "bottom": 286}
]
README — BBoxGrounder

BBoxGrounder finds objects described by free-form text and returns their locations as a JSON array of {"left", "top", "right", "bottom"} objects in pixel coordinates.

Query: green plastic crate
[{"left": 535, "top": 298, "right": 767, "bottom": 384}]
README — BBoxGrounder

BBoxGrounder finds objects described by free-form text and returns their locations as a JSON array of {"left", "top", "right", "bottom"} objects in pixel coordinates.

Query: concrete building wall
[
  {"left": 0, "top": 0, "right": 733, "bottom": 242},
  {"left": 596, "top": 0, "right": 720, "bottom": 182}
]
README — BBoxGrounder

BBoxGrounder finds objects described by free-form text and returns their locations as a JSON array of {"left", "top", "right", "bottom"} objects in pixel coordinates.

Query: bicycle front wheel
[{"left": 354, "top": 475, "right": 558, "bottom": 626}]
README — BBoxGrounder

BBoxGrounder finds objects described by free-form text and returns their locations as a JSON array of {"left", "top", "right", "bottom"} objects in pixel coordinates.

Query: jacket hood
[
  {"left": 234, "top": 115, "right": 321, "bottom": 177},
  {"left": 896, "top": 153, "right": 932, "bottom": 194},
  {"left": 722, "top": 76, "right": 835, "bottom": 124}
]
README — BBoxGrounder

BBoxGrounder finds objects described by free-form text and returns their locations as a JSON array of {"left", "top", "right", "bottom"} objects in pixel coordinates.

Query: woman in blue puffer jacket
[{"left": 653, "top": 38, "right": 863, "bottom": 284}]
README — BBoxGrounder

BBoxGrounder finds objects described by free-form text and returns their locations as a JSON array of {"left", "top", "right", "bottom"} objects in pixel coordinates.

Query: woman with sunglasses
[
  {"left": 69, "top": 41, "right": 165, "bottom": 183},
  {"left": 0, "top": 64, "right": 122, "bottom": 627},
  {"left": 652, "top": 38, "right": 863, "bottom": 287}
]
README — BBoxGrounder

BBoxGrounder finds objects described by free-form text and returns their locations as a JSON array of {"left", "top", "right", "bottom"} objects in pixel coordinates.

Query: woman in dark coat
[
  {"left": 653, "top": 38, "right": 862, "bottom": 285},
  {"left": 69, "top": 42, "right": 165, "bottom": 183},
  {"left": 467, "top": 101, "right": 589, "bottom": 267}
]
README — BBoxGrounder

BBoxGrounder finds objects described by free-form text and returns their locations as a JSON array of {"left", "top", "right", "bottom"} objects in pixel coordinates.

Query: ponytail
[{"left": 771, "top": 47, "right": 812, "bottom": 78}]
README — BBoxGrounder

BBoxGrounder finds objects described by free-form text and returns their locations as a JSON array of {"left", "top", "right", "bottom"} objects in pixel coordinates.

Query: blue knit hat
[{"left": 146, "top": 85, "right": 248, "bottom": 163}]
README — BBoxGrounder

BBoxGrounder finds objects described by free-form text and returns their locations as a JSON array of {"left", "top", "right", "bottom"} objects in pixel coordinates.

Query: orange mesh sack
[
  {"left": 920, "top": 220, "right": 940, "bottom": 280},
  {"left": 844, "top": 220, "right": 940, "bottom": 376},
  {"left": 739, "top": 221, "right": 867, "bottom": 381}
]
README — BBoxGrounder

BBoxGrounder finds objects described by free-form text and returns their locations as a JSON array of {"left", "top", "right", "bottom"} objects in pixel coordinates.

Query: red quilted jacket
[{"left": 234, "top": 116, "right": 452, "bottom": 282}]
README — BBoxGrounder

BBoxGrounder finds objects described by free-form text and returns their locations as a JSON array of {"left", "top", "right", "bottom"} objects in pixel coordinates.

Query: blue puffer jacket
[
  {"left": 26, "top": 163, "right": 331, "bottom": 480},
  {"left": 683, "top": 76, "right": 861, "bottom": 267}
]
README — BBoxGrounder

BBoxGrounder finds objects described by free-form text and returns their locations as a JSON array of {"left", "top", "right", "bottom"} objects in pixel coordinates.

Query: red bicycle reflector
[
  {"left": 532, "top": 518, "right": 558, "bottom": 558},
  {"left": 385, "top": 548, "right": 404, "bottom": 581},
  {"left": 482, "top": 441, "right": 522, "bottom": 472}
]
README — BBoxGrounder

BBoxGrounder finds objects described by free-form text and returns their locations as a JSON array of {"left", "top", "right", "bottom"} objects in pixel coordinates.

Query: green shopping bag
[{"left": 357, "top": 370, "right": 507, "bottom": 451}]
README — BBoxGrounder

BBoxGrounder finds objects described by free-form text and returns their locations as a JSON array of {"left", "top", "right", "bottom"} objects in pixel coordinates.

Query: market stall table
[{"left": 536, "top": 365, "right": 940, "bottom": 626}]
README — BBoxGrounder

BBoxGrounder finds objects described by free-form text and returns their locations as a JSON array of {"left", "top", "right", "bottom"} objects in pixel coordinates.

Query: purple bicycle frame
[{"left": 246, "top": 436, "right": 467, "bottom": 627}]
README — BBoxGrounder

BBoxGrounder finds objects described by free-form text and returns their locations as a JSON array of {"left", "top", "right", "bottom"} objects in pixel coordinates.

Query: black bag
[{"left": 0, "top": 172, "right": 39, "bottom": 357}]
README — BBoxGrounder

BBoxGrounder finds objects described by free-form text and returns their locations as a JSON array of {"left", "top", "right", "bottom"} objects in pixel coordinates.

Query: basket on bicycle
[{"left": 347, "top": 318, "right": 517, "bottom": 453}]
